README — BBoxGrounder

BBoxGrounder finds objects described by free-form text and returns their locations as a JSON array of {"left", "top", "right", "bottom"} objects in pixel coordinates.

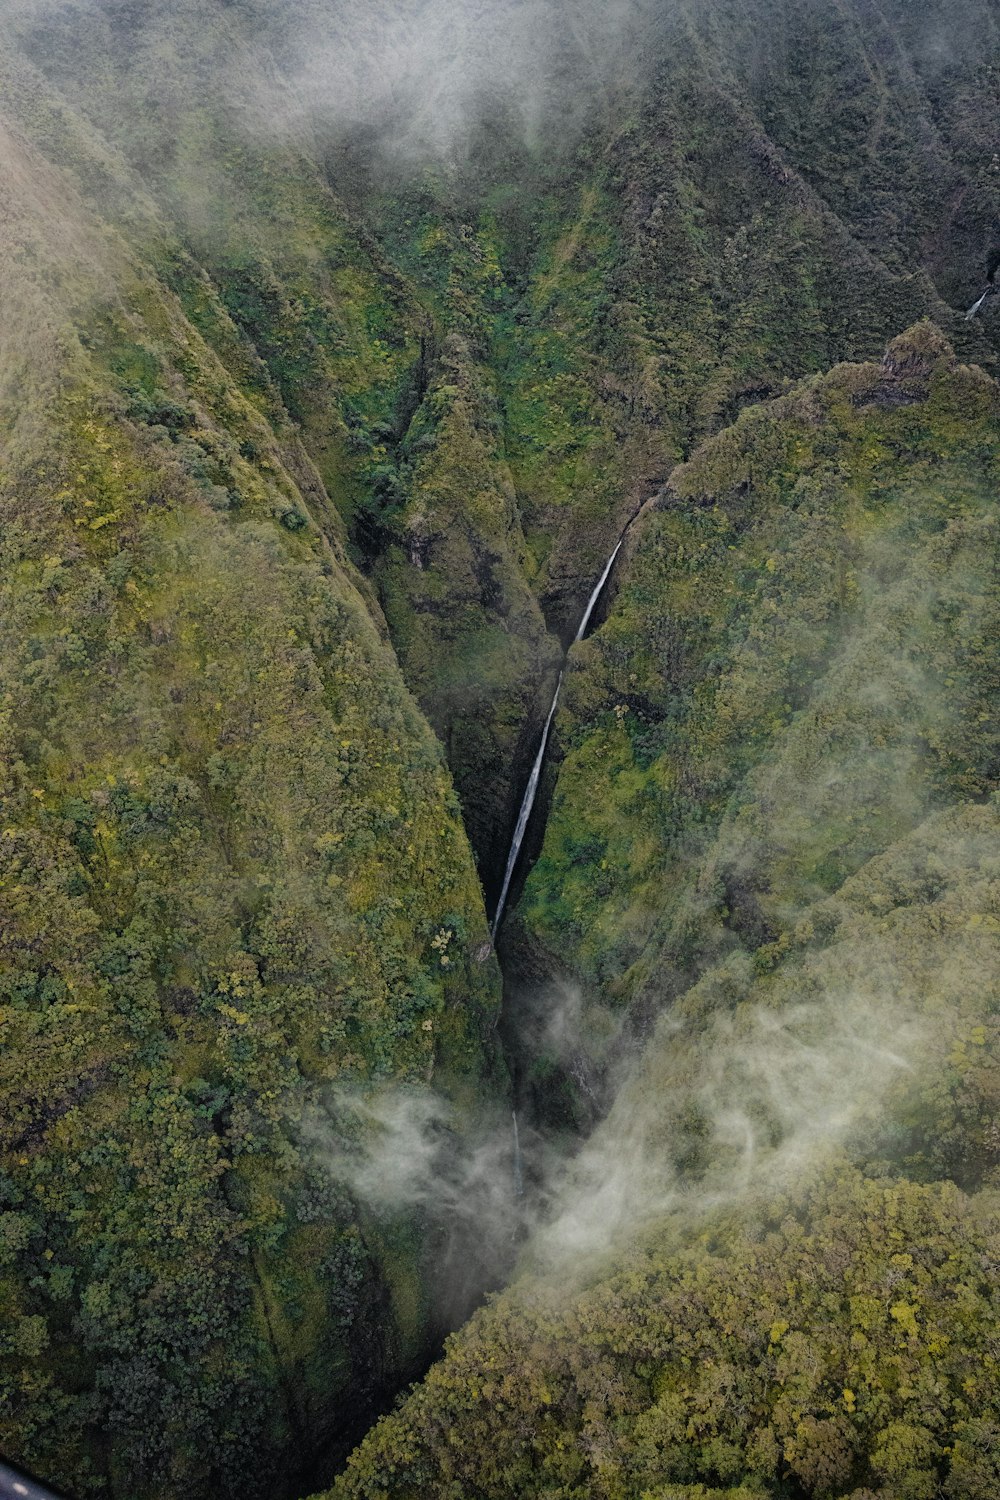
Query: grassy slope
[{"left": 0, "top": 45, "right": 503, "bottom": 1500}]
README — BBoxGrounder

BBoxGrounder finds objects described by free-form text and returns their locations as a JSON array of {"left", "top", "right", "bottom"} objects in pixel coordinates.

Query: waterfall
[
  {"left": 490, "top": 530, "right": 630, "bottom": 939},
  {"left": 573, "top": 536, "right": 626, "bottom": 643},
  {"left": 511, "top": 1111, "right": 524, "bottom": 1198},
  {"left": 491, "top": 672, "right": 563, "bottom": 940},
  {"left": 966, "top": 288, "right": 992, "bottom": 320}
]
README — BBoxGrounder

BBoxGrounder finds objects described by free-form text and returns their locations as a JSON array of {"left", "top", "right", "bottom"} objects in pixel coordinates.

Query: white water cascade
[
  {"left": 572, "top": 534, "right": 627, "bottom": 645},
  {"left": 511, "top": 1111, "right": 524, "bottom": 1198},
  {"left": 490, "top": 532, "right": 629, "bottom": 939},
  {"left": 966, "top": 287, "right": 992, "bottom": 320}
]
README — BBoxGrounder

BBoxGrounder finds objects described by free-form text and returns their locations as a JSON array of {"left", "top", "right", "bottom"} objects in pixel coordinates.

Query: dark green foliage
[
  {"left": 328, "top": 789, "right": 1000, "bottom": 1497},
  {"left": 0, "top": 40, "right": 504, "bottom": 1495},
  {"left": 515, "top": 327, "right": 1000, "bottom": 1023},
  {"left": 355, "top": 329, "right": 1000, "bottom": 1499}
]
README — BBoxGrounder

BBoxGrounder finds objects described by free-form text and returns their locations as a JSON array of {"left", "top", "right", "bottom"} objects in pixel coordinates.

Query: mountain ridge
[{"left": 1, "top": 2, "right": 999, "bottom": 1495}]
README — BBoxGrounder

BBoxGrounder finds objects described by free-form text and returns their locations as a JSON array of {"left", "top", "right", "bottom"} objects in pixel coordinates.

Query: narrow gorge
[{"left": 2, "top": 3, "right": 1000, "bottom": 1500}]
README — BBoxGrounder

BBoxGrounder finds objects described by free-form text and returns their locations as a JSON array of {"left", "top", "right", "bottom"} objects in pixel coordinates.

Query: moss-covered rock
[
  {"left": 3, "top": 2, "right": 1000, "bottom": 1496},
  {"left": 326, "top": 782, "right": 1000, "bottom": 1500}
]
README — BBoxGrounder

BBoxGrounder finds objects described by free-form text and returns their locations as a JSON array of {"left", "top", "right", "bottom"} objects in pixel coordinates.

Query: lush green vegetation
[
  {"left": 0, "top": 27, "right": 503, "bottom": 1497},
  {"left": 512, "top": 326, "right": 1000, "bottom": 1083},
  {"left": 17, "top": 0, "right": 999, "bottom": 886},
  {"left": 1, "top": 1, "right": 1000, "bottom": 1496},
  {"left": 325, "top": 333, "right": 1000, "bottom": 1499},
  {"left": 332, "top": 1169, "right": 1000, "bottom": 1499}
]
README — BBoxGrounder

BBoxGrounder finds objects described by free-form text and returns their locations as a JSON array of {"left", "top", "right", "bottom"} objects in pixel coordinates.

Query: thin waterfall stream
[
  {"left": 491, "top": 526, "right": 631, "bottom": 939},
  {"left": 511, "top": 1112, "right": 524, "bottom": 1199}
]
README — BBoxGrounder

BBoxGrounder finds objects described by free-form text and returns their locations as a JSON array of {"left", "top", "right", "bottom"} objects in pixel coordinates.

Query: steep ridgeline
[
  {"left": 331, "top": 1169, "right": 1000, "bottom": 1500},
  {"left": 326, "top": 327, "right": 1000, "bottom": 1499},
  {"left": 0, "top": 51, "right": 504, "bottom": 1500},
  {"left": 322, "top": 0, "right": 1000, "bottom": 901}
]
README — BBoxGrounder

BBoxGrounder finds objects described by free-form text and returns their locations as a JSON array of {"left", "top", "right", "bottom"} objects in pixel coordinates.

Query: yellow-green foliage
[
  {"left": 3, "top": 1, "right": 1000, "bottom": 1496},
  {"left": 16, "top": 0, "right": 999, "bottom": 888},
  {"left": 518, "top": 328, "right": 1000, "bottom": 1008},
  {"left": 377, "top": 332, "right": 560, "bottom": 870},
  {"left": 0, "top": 144, "right": 500, "bottom": 1500},
  {"left": 328, "top": 1167, "right": 1000, "bottom": 1500}
]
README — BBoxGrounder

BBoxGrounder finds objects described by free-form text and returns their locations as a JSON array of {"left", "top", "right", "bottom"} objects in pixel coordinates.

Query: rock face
[
  {"left": 12, "top": 0, "right": 999, "bottom": 892},
  {"left": 2, "top": 1, "right": 1000, "bottom": 1497}
]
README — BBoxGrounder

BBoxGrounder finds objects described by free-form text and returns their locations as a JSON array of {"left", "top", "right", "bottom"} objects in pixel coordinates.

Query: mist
[
  {"left": 278, "top": 0, "right": 663, "bottom": 153},
  {"left": 300, "top": 1084, "right": 527, "bottom": 1331},
  {"left": 536, "top": 975, "right": 923, "bottom": 1265},
  {"left": 6, "top": 0, "right": 665, "bottom": 170},
  {"left": 306, "top": 902, "right": 947, "bottom": 1287},
  {"left": 481, "top": 454, "right": 999, "bottom": 1273},
  {"left": 524, "top": 802, "right": 990, "bottom": 1272}
]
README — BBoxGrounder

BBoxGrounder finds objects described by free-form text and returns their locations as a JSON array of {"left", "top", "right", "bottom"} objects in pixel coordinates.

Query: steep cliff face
[
  {"left": 0, "top": 55, "right": 503, "bottom": 1500},
  {"left": 332, "top": 0, "right": 1000, "bottom": 886},
  {"left": 12, "top": 0, "right": 999, "bottom": 886},
  {"left": 325, "top": 333, "right": 1000, "bottom": 1499},
  {"left": 508, "top": 326, "right": 1000, "bottom": 1106},
  {"left": 3, "top": 1, "right": 1000, "bottom": 1497}
]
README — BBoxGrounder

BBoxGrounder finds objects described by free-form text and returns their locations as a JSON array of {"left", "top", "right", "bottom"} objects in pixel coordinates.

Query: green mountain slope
[
  {"left": 0, "top": 66, "right": 503, "bottom": 1500},
  {"left": 327, "top": 332, "right": 1000, "bottom": 1498},
  {"left": 10, "top": 0, "right": 1000, "bottom": 888},
  {"left": 1, "top": 1, "right": 1000, "bottom": 1497},
  {"left": 331, "top": 1167, "right": 1000, "bottom": 1500},
  {"left": 508, "top": 326, "right": 1000, "bottom": 1111}
]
